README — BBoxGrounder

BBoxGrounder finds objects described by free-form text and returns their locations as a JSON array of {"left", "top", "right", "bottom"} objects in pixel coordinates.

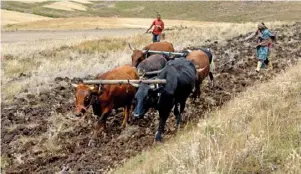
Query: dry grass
[
  {"left": 112, "top": 61, "right": 301, "bottom": 174},
  {"left": 1, "top": 22, "right": 287, "bottom": 100},
  {"left": 17, "top": 0, "right": 49, "bottom": 3},
  {"left": 43, "top": 1, "right": 87, "bottom": 11},
  {"left": 1, "top": 9, "right": 50, "bottom": 25},
  {"left": 72, "top": 0, "right": 92, "bottom": 4},
  {"left": 2, "top": 17, "right": 216, "bottom": 31}
]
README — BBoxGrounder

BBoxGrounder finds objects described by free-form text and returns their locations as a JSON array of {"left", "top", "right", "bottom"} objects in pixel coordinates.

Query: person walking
[
  {"left": 245, "top": 22, "right": 276, "bottom": 72},
  {"left": 146, "top": 13, "right": 164, "bottom": 43}
]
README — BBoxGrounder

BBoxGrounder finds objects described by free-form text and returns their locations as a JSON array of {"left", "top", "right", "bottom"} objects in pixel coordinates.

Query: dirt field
[
  {"left": 1, "top": 22, "right": 300, "bottom": 173},
  {"left": 1, "top": 29, "right": 145, "bottom": 43}
]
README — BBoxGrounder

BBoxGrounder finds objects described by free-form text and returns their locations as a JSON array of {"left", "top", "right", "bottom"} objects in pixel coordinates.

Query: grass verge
[{"left": 111, "top": 62, "right": 301, "bottom": 174}]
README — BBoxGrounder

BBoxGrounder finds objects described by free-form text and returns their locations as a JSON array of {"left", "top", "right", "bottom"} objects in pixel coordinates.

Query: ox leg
[
  {"left": 192, "top": 81, "right": 201, "bottom": 99},
  {"left": 209, "top": 72, "right": 214, "bottom": 87},
  {"left": 121, "top": 105, "right": 130, "bottom": 129},
  {"left": 179, "top": 100, "right": 186, "bottom": 122},
  {"left": 88, "top": 111, "right": 110, "bottom": 147},
  {"left": 173, "top": 103, "right": 181, "bottom": 129},
  {"left": 155, "top": 110, "right": 170, "bottom": 142}
]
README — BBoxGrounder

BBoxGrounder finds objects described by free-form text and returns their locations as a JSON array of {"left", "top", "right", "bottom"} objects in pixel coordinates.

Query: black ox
[{"left": 131, "top": 58, "right": 197, "bottom": 141}]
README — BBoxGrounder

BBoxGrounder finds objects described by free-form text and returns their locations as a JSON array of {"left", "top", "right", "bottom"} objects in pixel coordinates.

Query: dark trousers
[{"left": 152, "top": 33, "right": 160, "bottom": 43}]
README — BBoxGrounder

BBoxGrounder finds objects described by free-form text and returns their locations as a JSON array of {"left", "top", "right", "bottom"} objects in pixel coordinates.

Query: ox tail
[
  {"left": 210, "top": 56, "right": 215, "bottom": 73},
  {"left": 207, "top": 48, "right": 215, "bottom": 73}
]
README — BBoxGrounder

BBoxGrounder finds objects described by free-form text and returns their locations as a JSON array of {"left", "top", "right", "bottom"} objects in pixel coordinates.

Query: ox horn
[
  {"left": 149, "top": 84, "right": 156, "bottom": 89},
  {"left": 196, "top": 67, "right": 207, "bottom": 73},
  {"left": 71, "top": 84, "right": 78, "bottom": 88},
  {"left": 131, "top": 83, "right": 140, "bottom": 88},
  {"left": 128, "top": 43, "right": 135, "bottom": 51}
]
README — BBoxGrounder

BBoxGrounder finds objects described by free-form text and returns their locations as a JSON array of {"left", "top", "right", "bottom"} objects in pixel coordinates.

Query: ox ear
[
  {"left": 149, "top": 84, "right": 163, "bottom": 94},
  {"left": 149, "top": 84, "right": 156, "bottom": 89},
  {"left": 71, "top": 84, "right": 78, "bottom": 88}
]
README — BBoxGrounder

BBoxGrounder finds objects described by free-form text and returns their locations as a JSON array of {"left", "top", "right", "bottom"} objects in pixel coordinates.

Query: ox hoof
[
  {"left": 120, "top": 124, "right": 126, "bottom": 129},
  {"left": 88, "top": 139, "right": 96, "bottom": 147},
  {"left": 174, "top": 124, "right": 180, "bottom": 130},
  {"left": 154, "top": 132, "right": 163, "bottom": 142}
]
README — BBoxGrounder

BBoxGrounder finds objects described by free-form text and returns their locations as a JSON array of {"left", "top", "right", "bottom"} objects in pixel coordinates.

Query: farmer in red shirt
[{"left": 146, "top": 14, "right": 164, "bottom": 43}]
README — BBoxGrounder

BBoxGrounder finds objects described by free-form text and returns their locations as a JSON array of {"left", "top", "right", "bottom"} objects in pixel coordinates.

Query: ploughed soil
[{"left": 1, "top": 23, "right": 300, "bottom": 173}]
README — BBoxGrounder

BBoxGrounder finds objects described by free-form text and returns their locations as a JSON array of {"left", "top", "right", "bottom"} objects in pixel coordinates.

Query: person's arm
[
  {"left": 160, "top": 21, "right": 164, "bottom": 30},
  {"left": 146, "top": 21, "right": 154, "bottom": 33},
  {"left": 267, "top": 29, "right": 276, "bottom": 41}
]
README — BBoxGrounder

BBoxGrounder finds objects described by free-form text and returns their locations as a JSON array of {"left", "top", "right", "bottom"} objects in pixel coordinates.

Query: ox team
[{"left": 72, "top": 18, "right": 275, "bottom": 145}]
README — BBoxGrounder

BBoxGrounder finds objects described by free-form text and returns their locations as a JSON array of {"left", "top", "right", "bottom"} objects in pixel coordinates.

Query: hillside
[{"left": 2, "top": 1, "right": 301, "bottom": 22}]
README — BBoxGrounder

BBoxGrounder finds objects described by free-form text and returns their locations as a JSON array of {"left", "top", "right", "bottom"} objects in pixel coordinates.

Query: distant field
[
  {"left": 2, "top": 17, "right": 218, "bottom": 31},
  {"left": 1, "top": 9, "right": 50, "bottom": 25},
  {"left": 2, "top": 1, "right": 301, "bottom": 22},
  {"left": 43, "top": 1, "right": 88, "bottom": 11}
]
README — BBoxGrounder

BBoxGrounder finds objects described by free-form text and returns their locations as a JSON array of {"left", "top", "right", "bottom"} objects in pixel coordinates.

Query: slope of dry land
[
  {"left": 2, "top": 1, "right": 301, "bottom": 22},
  {"left": 1, "top": 9, "right": 50, "bottom": 25},
  {"left": 1, "top": 22, "right": 300, "bottom": 173},
  {"left": 43, "top": 1, "right": 87, "bottom": 11}
]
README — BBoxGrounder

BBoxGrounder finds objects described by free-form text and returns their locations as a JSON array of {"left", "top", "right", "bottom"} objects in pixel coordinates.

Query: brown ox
[
  {"left": 129, "top": 41, "right": 175, "bottom": 67},
  {"left": 186, "top": 50, "right": 214, "bottom": 98},
  {"left": 72, "top": 64, "right": 138, "bottom": 146}
]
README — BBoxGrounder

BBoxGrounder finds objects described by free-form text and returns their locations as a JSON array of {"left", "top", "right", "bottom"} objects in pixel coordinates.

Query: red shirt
[{"left": 152, "top": 19, "right": 164, "bottom": 35}]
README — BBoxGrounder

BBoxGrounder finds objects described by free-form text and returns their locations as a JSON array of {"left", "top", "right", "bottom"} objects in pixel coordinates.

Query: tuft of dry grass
[{"left": 111, "top": 61, "right": 301, "bottom": 174}]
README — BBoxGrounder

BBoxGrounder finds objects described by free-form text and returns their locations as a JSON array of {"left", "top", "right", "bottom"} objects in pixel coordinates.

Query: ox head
[
  {"left": 72, "top": 81, "right": 102, "bottom": 117},
  {"left": 131, "top": 83, "right": 163, "bottom": 118},
  {"left": 129, "top": 43, "right": 147, "bottom": 67}
]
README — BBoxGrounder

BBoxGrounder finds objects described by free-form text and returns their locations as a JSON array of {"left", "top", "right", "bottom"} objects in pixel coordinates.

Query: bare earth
[{"left": 1, "top": 28, "right": 145, "bottom": 43}]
